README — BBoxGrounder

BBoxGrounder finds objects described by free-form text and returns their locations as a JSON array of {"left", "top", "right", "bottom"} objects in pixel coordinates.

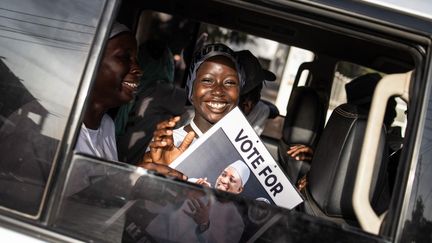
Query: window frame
[
  {"left": 0, "top": 0, "right": 121, "bottom": 222},
  {"left": 43, "top": 0, "right": 122, "bottom": 224}
]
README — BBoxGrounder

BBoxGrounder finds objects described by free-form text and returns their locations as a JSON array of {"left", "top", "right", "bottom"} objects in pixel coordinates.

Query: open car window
[{"left": 120, "top": 1, "right": 423, "bottom": 239}]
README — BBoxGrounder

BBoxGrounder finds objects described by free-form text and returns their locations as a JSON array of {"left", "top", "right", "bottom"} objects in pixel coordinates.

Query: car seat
[
  {"left": 277, "top": 86, "right": 325, "bottom": 183},
  {"left": 300, "top": 103, "right": 389, "bottom": 225}
]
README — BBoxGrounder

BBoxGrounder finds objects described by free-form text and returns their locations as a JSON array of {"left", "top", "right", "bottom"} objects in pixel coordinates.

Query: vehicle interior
[
  {"left": 1, "top": 0, "right": 428, "bottom": 242},
  {"left": 110, "top": 0, "right": 419, "bottom": 238}
]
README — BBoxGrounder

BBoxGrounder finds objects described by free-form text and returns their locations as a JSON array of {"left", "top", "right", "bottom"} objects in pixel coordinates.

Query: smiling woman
[
  {"left": 191, "top": 55, "right": 240, "bottom": 130},
  {"left": 75, "top": 22, "right": 143, "bottom": 160},
  {"left": 143, "top": 43, "right": 244, "bottom": 166}
]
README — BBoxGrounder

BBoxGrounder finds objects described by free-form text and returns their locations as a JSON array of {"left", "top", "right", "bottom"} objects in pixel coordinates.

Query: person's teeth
[
  {"left": 208, "top": 102, "right": 226, "bottom": 109},
  {"left": 124, "top": 82, "right": 137, "bottom": 88}
]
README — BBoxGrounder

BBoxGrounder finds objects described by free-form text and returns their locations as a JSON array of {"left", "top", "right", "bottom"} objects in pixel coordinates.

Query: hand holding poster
[{"left": 170, "top": 107, "right": 303, "bottom": 209}]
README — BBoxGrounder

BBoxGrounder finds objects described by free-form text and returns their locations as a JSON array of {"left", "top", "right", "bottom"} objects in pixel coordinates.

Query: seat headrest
[
  {"left": 307, "top": 104, "right": 386, "bottom": 220},
  {"left": 282, "top": 87, "right": 324, "bottom": 147},
  {"left": 345, "top": 73, "right": 382, "bottom": 106}
]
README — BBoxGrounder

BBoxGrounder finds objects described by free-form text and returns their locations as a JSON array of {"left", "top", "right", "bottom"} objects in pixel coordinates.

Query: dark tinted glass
[
  {"left": 52, "top": 156, "right": 387, "bottom": 243},
  {"left": 0, "top": 0, "right": 105, "bottom": 216},
  {"left": 400, "top": 95, "right": 432, "bottom": 242}
]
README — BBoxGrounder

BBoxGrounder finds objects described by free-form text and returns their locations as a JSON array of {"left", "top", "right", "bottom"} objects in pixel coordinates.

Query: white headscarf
[
  {"left": 229, "top": 160, "right": 250, "bottom": 187},
  {"left": 109, "top": 22, "right": 130, "bottom": 39}
]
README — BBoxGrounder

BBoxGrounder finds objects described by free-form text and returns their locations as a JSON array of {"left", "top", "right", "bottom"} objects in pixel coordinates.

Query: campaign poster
[{"left": 170, "top": 107, "right": 303, "bottom": 209}]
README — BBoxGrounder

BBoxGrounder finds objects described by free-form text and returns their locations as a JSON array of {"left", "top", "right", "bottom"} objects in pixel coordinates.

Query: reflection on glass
[
  {"left": 401, "top": 96, "right": 432, "bottom": 242},
  {"left": 401, "top": 197, "right": 432, "bottom": 242},
  {"left": 0, "top": 0, "right": 104, "bottom": 216},
  {"left": 53, "top": 156, "right": 387, "bottom": 243},
  {"left": 125, "top": 176, "right": 244, "bottom": 243}
]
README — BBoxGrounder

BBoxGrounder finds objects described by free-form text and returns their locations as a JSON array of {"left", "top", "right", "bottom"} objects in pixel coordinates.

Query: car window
[
  {"left": 51, "top": 155, "right": 388, "bottom": 242},
  {"left": 400, "top": 87, "right": 432, "bottom": 241},
  {"left": 0, "top": 0, "right": 106, "bottom": 217}
]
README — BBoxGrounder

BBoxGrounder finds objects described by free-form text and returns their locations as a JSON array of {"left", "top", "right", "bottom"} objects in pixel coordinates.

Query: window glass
[
  {"left": 0, "top": 0, "right": 106, "bottom": 216},
  {"left": 401, "top": 92, "right": 432, "bottom": 242},
  {"left": 53, "top": 156, "right": 387, "bottom": 242}
]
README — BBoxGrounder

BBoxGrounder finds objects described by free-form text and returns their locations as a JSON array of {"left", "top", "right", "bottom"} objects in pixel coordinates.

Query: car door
[{"left": 0, "top": 0, "right": 119, "bottom": 240}]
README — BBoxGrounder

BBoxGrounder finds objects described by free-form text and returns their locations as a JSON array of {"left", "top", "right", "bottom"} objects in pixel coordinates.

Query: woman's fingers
[
  {"left": 155, "top": 116, "right": 180, "bottom": 130},
  {"left": 287, "top": 145, "right": 313, "bottom": 155},
  {"left": 178, "top": 131, "right": 195, "bottom": 152},
  {"left": 287, "top": 145, "right": 314, "bottom": 161},
  {"left": 149, "top": 140, "right": 168, "bottom": 148},
  {"left": 148, "top": 117, "right": 191, "bottom": 165},
  {"left": 153, "top": 128, "right": 173, "bottom": 138},
  {"left": 298, "top": 146, "right": 313, "bottom": 155},
  {"left": 137, "top": 162, "right": 187, "bottom": 180},
  {"left": 150, "top": 117, "right": 180, "bottom": 151},
  {"left": 287, "top": 145, "right": 304, "bottom": 154},
  {"left": 287, "top": 146, "right": 302, "bottom": 157},
  {"left": 149, "top": 129, "right": 174, "bottom": 151}
]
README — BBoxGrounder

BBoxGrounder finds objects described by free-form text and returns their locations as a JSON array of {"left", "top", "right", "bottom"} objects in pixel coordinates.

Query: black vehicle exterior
[{"left": 0, "top": 0, "right": 432, "bottom": 242}]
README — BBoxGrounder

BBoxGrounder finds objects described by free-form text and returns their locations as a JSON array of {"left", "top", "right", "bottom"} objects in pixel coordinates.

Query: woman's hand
[
  {"left": 287, "top": 144, "right": 314, "bottom": 161},
  {"left": 148, "top": 116, "right": 195, "bottom": 165},
  {"left": 136, "top": 161, "right": 187, "bottom": 181}
]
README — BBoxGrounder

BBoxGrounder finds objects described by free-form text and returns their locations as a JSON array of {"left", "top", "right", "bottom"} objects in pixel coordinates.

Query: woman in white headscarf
[
  {"left": 71, "top": 23, "right": 186, "bottom": 195},
  {"left": 75, "top": 22, "right": 142, "bottom": 160}
]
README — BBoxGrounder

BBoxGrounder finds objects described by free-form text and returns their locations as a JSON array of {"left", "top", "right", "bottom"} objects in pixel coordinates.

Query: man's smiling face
[{"left": 215, "top": 166, "right": 243, "bottom": 194}]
